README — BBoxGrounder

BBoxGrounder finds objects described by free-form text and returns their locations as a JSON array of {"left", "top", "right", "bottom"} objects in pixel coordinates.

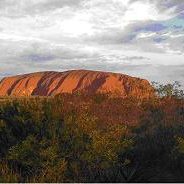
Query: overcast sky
[{"left": 0, "top": 0, "right": 184, "bottom": 84}]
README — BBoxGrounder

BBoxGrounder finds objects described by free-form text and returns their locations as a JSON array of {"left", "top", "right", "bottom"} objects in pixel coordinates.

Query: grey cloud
[
  {"left": 0, "top": 72, "right": 15, "bottom": 79},
  {"left": 86, "top": 17, "right": 183, "bottom": 54},
  {"left": 165, "top": 37, "right": 184, "bottom": 54},
  {"left": 19, "top": 45, "right": 101, "bottom": 63},
  {"left": 19, "top": 44, "right": 150, "bottom": 65},
  {"left": 22, "top": 54, "right": 56, "bottom": 62},
  {"left": 83, "top": 22, "right": 144, "bottom": 45},
  {"left": 25, "top": 0, "right": 83, "bottom": 14},
  {"left": 85, "top": 28, "right": 166, "bottom": 54},
  {"left": 124, "top": 56, "right": 150, "bottom": 61},
  {"left": 0, "top": 38, "right": 152, "bottom": 78},
  {"left": 130, "top": 0, "right": 184, "bottom": 14},
  {"left": 151, "top": 65, "right": 184, "bottom": 87},
  {"left": 0, "top": 0, "right": 83, "bottom": 17},
  {"left": 83, "top": 20, "right": 165, "bottom": 45}
]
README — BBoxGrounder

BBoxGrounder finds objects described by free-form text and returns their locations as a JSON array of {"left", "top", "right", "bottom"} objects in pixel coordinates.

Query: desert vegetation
[{"left": 0, "top": 82, "right": 184, "bottom": 182}]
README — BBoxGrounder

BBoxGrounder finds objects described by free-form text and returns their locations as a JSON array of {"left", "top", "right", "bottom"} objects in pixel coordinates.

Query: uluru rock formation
[{"left": 0, "top": 70, "right": 155, "bottom": 98}]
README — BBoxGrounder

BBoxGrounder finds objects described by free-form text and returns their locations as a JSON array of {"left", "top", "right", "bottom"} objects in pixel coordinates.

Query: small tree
[{"left": 152, "top": 81, "right": 184, "bottom": 99}]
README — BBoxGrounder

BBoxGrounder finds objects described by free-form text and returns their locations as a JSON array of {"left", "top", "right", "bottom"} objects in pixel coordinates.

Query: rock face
[{"left": 0, "top": 70, "right": 155, "bottom": 98}]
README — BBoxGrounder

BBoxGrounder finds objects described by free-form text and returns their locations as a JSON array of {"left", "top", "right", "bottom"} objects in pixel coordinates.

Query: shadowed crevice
[
  {"left": 7, "top": 78, "right": 23, "bottom": 96},
  {"left": 83, "top": 73, "right": 108, "bottom": 94},
  {"left": 31, "top": 72, "right": 59, "bottom": 95},
  {"left": 47, "top": 71, "right": 72, "bottom": 96},
  {"left": 72, "top": 71, "right": 91, "bottom": 93}
]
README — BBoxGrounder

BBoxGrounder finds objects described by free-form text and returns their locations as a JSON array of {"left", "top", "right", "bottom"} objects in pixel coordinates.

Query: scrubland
[{"left": 0, "top": 83, "right": 184, "bottom": 182}]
